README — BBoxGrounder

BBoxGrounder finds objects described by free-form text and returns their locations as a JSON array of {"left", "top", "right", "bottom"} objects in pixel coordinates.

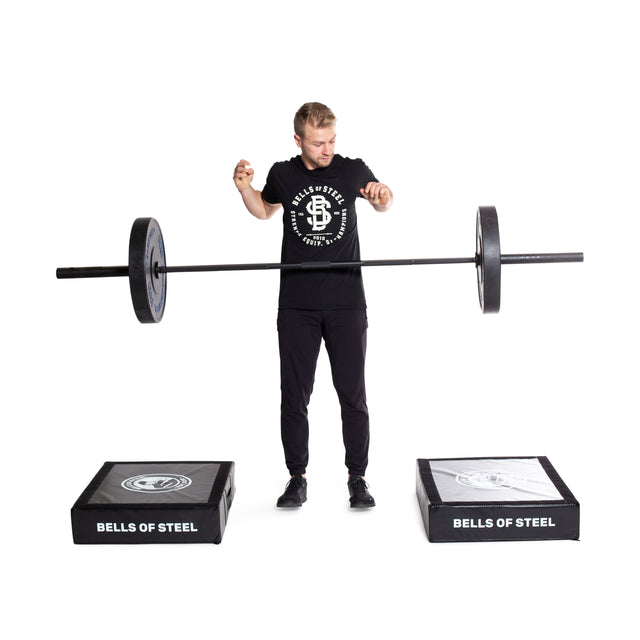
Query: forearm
[
  {"left": 233, "top": 159, "right": 281, "bottom": 220},
  {"left": 239, "top": 186, "right": 280, "bottom": 220}
]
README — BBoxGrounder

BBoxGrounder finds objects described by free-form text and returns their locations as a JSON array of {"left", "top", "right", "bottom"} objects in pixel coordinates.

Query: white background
[{"left": 2, "top": 1, "right": 638, "bottom": 637}]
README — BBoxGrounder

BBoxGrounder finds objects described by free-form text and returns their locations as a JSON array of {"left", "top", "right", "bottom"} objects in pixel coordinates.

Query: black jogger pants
[{"left": 277, "top": 309, "right": 369, "bottom": 477}]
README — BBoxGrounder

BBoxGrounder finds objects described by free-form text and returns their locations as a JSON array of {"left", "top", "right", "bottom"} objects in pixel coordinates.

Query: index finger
[{"left": 362, "top": 181, "right": 375, "bottom": 194}]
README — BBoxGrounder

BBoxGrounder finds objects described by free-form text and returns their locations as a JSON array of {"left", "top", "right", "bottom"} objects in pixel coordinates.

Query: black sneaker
[
  {"left": 348, "top": 476, "right": 376, "bottom": 508},
  {"left": 276, "top": 475, "right": 307, "bottom": 508}
]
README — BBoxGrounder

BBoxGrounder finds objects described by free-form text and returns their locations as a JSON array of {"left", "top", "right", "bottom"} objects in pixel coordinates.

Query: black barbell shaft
[
  {"left": 55, "top": 258, "right": 474, "bottom": 279},
  {"left": 160, "top": 252, "right": 583, "bottom": 273},
  {"left": 56, "top": 251, "right": 583, "bottom": 279},
  {"left": 160, "top": 256, "right": 476, "bottom": 274}
]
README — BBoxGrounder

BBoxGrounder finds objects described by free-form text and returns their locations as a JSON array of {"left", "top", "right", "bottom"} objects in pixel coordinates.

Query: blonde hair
[{"left": 294, "top": 102, "right": 336, "bottom": 138}]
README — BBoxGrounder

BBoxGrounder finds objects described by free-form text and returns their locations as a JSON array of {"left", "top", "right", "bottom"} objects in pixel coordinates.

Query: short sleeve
[
  {"left": 356, "top": 160, "right": 378, "bottom": 198},
  {"left": 261, "top": 166, "right": 280, "bottom": 205}
]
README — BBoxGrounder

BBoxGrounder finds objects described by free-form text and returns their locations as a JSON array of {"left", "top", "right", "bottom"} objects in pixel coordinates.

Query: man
[{"left": 233, "top": 102, "right": 393, "bottom": 509}]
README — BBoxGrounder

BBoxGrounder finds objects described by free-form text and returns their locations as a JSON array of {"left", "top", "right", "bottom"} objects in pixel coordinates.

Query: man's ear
[{"left": 294, "top": 134, "right": 302, "bottom": 148}]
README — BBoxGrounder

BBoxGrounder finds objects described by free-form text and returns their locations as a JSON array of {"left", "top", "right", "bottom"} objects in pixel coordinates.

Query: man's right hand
[
  {"left": 233, "top": 159, "right": 254, "bottom": 192},
  {"left": 233, "top": 159, "right": 281, "bottom": 220}
]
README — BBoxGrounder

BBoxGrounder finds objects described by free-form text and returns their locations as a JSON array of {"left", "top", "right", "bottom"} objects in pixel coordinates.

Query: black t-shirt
[{"left": 261, "top": 154, "right": 377, "bottom": 310}]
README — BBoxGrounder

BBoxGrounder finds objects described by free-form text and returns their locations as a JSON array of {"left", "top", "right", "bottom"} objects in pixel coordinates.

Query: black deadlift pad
[
  {"left": 416, "top": 456, "right": 579, "bottom": 542},
  {"left": 71, "top": 461, "right": 235, "bottom": 544}
]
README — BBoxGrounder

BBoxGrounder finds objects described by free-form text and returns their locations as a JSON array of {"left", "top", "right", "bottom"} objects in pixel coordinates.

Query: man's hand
[
  {"left": 233, "top": 159, "right": 281, "bottom": 220},
  {"left": 360, "top": 182, "right": 393, "bottom": 210},
  {"left": 233, "top": 159, "right": 254, "bottom": 192}
]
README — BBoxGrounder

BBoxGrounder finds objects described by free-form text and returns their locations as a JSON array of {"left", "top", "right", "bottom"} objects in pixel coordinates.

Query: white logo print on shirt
[
  {"left": 290, "top": 186, "right": 347, "bottom": 246},
  {"left": 306, "top": 195, "right": 332, "bottom": 231}
]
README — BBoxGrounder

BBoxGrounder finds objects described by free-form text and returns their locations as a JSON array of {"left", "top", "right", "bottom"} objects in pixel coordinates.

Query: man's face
[{"left": 295, "top": 124, "right": 336, "bottom": 170}]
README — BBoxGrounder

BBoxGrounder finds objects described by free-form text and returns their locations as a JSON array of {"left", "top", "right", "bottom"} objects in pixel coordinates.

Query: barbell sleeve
[
  {"left": 56, "top": 266, "right": 130, "bottom": 279},
  {"left": 500, "top": 253, "right": 584, "bottom": 265}
]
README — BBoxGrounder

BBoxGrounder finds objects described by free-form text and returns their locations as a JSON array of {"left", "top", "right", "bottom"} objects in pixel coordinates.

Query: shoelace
[
  {"left": 349, "top": 477, "right": 369, "bottom": 493},
  {"left": 287, "top": 476, "right": 305, "bottom": 491}
]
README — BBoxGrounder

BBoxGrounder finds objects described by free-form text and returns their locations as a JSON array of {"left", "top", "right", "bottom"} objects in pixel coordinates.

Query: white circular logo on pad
[
  {"left": 456, "top": 470, "right": 522, "bottom": 490},
  {"left": 122, "top": 473, "right": 192, "bottom": 493}
]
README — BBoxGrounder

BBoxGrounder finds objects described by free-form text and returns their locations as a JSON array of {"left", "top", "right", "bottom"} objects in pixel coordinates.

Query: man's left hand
[{"left": 360, "top": 182, "right": 393, "bottom": 209}]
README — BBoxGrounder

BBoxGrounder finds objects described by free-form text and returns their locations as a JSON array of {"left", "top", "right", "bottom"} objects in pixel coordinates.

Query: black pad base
[
  {"left": 71, "top": 461, "right": 235, "bottom": 544},
  {"left": 416, "top": 456, "right": 579, "bottom": 542}
]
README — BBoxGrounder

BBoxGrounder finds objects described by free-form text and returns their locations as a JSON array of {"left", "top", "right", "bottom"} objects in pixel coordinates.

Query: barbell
[{"left": 56, "top": 206, "right": 583, "bottom": 323}]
